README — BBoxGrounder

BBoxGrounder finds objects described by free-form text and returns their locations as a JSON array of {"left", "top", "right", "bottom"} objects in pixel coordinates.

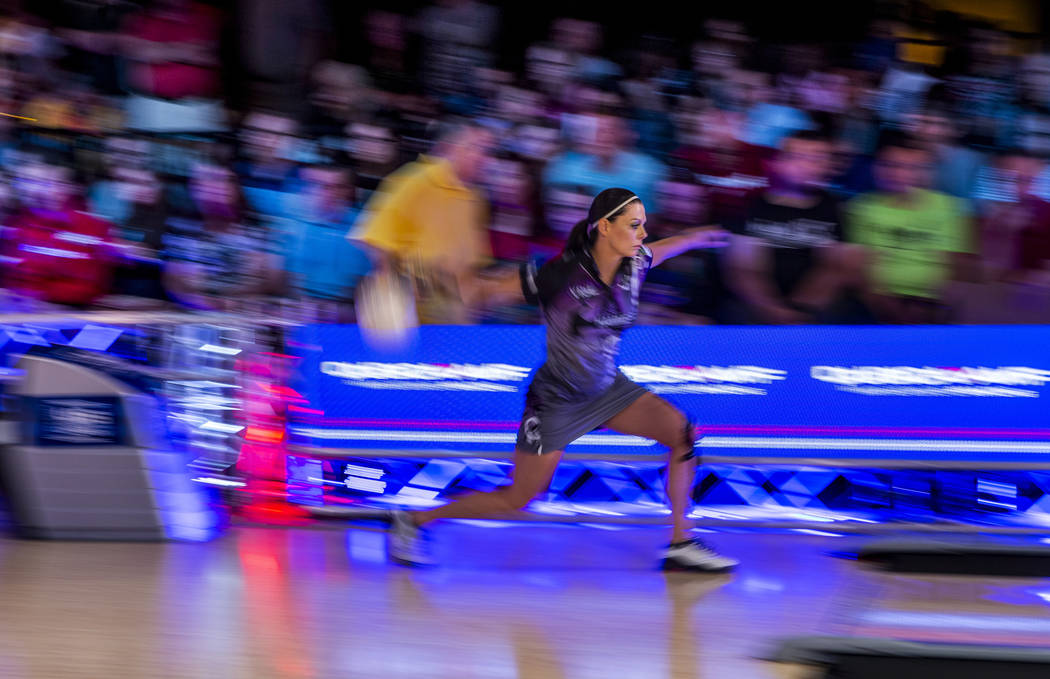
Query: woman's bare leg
[
  {"left": 412, "top": 449, "right": 565, "bottom": 526},
  {"left": 602, "top": 392, "right": 698, "bottom": 543}
]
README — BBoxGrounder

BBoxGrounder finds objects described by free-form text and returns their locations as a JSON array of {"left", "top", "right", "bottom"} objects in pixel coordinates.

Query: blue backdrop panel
[{"left": 288, "top": 325, "right": 1050, "bottom": 462}]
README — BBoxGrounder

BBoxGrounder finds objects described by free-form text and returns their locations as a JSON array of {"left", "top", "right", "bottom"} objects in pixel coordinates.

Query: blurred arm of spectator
[
  {"left": 642, "top": 176, "right": 723, "bottom": 322},
  {"left": 725, "top": 132, "right": 867, "bottom": 325},
  {"left": 163, "top": 245, "right": 273, "bottom": 311},
  {"left": 173, "top": 42, "right": 218, "bottom": 68},
  {"left": 1016, "top": 219, "right": 1050, "bottom": 286},
  {"left": 59, "top": 29, "right": 116, "bottom": 54},
  {"left": 725, "top": 231, "right": 812, "bottom": 325},
  {"left": 121, "top": 34, "right": 217, "bottom": 67},
  {"left": 119, "top": 33, "right": 171, "bottom": 62}
]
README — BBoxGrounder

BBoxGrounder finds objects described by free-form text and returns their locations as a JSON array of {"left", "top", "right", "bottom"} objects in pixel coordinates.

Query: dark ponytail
[
  {"left": 562, "top": 187, "right": 640, "bottom": 256},
  {"left": 564, "top": 218, "right": 595, "bottom": 255}
]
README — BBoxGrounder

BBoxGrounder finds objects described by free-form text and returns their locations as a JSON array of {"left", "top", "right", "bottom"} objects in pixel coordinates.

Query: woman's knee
[
  {"left": 656, "top": 415, "right": 697, "bottom": 455},
  {"left": 502, "top": 483, "right": 542, "bottom": 510}
]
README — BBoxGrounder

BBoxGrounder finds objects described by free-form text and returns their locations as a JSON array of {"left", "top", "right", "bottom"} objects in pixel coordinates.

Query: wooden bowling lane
[
  {"left": 0, "top": 524, "right": 1047, "bottom": 678},
  {"left": 833, "top": 569, "right": 1050, "bottom": 646}
]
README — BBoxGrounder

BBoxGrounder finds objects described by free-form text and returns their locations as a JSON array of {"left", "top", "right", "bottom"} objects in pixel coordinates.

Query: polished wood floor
[{"left": 0, "top": 522, "right": 1048, "bottom": 678}]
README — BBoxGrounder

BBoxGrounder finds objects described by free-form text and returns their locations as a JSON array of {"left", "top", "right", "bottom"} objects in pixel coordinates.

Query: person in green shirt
[{"left": 847, "top": 134, "right": 976, "bottom": 323}]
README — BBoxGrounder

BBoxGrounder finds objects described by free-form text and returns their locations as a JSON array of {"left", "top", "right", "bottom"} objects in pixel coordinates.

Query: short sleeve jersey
[{"left": 520, "top": 244, "right": 654, "bottom": 401}]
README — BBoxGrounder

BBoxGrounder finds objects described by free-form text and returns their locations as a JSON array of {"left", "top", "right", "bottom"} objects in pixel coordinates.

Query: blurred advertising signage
[
  {"left": 320, "top": 362, "right": 531, "bottom": 392},
  {"left": 621, "top": 365, "right": 786, "bottom": 395},
  {"left": 318, "top": 361, "right": 785, "bottom": 395},
  {"left": 289, "top": 325, "right": 1050, "bottom": 458},
  {"left": 811, "top": 365, "right": 1050, "bottom": 397},
  {"left": 29, "top": 396, "right": 126, "bottom": 447}
]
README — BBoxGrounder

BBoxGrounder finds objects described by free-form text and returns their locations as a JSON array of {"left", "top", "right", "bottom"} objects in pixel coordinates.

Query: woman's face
[{"left": 598, "top": 200, "right": 648, "bottom": 258}]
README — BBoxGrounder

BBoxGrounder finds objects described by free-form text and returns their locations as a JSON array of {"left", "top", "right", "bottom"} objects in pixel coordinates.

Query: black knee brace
[{"left": 679, "top": 420, "right": 698, "bottom": 462}]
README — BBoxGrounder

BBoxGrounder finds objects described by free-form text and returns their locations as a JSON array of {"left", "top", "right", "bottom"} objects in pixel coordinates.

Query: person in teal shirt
[
  {"left": 279, "top": 163, "right": 372, "bottom": 320},
  {"left": 543, "top": 112, "right": 666, "bottom": 212}
]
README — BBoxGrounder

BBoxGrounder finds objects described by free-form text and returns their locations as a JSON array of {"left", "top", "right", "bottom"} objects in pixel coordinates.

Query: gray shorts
[{"left": 516, "top": 372, "right": 649, "bottom": 454}]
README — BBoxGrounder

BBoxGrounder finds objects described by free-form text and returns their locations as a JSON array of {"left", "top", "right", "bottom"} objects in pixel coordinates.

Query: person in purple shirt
[{"left": 388, "top": 187, "right": 738, "bottom": 572}]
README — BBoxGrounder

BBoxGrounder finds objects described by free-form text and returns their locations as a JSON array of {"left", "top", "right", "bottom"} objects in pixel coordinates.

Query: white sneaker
[
  {"left": 662, "top": 538, "right": 738, "bottom": 572},
  {"left": 388, "top": 510, "right": 434, "bottom": 566}
]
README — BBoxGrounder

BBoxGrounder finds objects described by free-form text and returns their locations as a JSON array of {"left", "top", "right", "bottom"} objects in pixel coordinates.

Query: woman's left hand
[{"left": 688, "top": 227, "right": 731, "bottom": 249}]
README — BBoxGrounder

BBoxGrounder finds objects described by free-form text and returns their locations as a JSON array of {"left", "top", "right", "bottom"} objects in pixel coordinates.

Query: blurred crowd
[{"left": 1, "top": 0, "right": 1050, "bottom": 325}]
